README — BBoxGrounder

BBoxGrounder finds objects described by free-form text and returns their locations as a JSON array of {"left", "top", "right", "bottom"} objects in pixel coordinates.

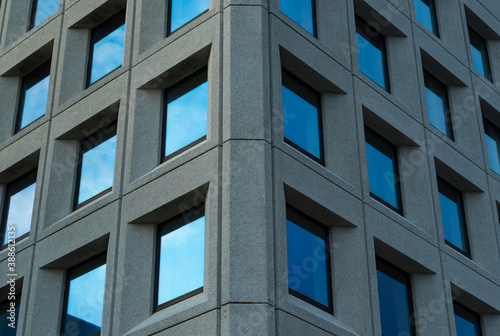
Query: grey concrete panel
[{"left": 221, "top": 303, "right": 275, "bottom": 336}]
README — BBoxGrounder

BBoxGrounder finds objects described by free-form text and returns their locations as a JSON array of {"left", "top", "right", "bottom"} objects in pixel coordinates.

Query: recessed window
[
  {"left": 168, "top": 0, "right": 209, "bottom": 34},
  {"left": 29, "top": 0, "right": 58, "bottom": 29},
  {"left": 0, "top": 293, "right": 20, "bottom": 336},
  {"left": 286, "top": 206, "right": 332, "bottom": 312},
  {"left": 365, "top": 128, "right": 402, "bottom": 213},
  {"left": 453, "top": 302, "right": 482, "bottom": 336},
  {"left": 163, "top": 69, "right": 208, "bottom": 160},
  {"left": 483, "top": 118, "right": 500, "bottom": 174},
  {"left": 414, "top": 0, "right": 439, "bottom": 36},
  {"left": 74, "top": 123, "right": 117, "bottom": 208},
  {"left": 16, "top": 61, "right": 50, "bottom": 132},
  {"left": 279, "top": 0, "right": 315, "bottom": 36},
  {"left": 424, "top": 71, "right": 453, "bottom": 139},
  {"left": 376, "top": 259, "right": 415, "bottom": 336},
  {"left": 1, "top": 170, "right": 37, "bottom": 247},
  {"left": 61, "top": 254, "right": 106, "bottom": 336},
  {"left": 437, "top": 178, "right": 470, "bottom": 256},
  {"left": 356, "top": 16, "right": 390, "bottom": 91},
  {"left": 87, "top": 10, "right": 126, "bottom": 86},
  {"left": 155, "top": 206, "right": 205, "bottom": 310},
  {"left": 281, "top": 70, "right": 323, "bottom": 163},
  {"left": 468, "top": 27, "right": 492, "bottom": 82}
]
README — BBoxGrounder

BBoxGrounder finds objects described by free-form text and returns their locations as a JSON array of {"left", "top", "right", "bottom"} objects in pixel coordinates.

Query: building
[{"left": 0, "top": 0, "right": 500, "bottom": 335}]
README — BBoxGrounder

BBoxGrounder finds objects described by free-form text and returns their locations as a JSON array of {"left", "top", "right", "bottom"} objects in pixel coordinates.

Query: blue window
[
  {"left": 75, "top": 123, "right": 117, "bottom": 208},
  {"left": 286, "top": 206, "right": 332, "bottom": 312},
  {"left": 468, "top": 27, "right": 492, "bottom": 82},
  {"left": 1, "top": 170, "right": 37, "bottom": 246},
  {"left": 483, "top": 118, "right": 500, "bottom": 174},
  {"left": 156, "top": 206, "right": 205, "bottom": 309},
  {"left": 29, "top": 0, "right": 58, "bottom": 29},
  {"left": 279, "top": 0, "right": 315, "bottom": 36},
  {"left": 282, "top": 70, "right": 323, "bottom": 163},
  {"left": 437, "top": 178, "right": 470, "bottom": 256},
  {"left": 414, "top": 0, "right": 439, "bottom": 36},
  {"left": 365, "top": 128, "right": 402, "bottom": 213},
  {"left": 0, "top": 295, "right": 20, "bottom": 336},
  {"left": 454, "top": 302, "right": 482, "bottom": 336},
  {"left": 88, "top": 10, "right": 126, "bottom": 86},
  {"left": 376, "top": 259, "right": 415, "bottom": 336},
  {"left": 356, "top": 16, "right": 390, "bottom": 91},
  {"left": 61, "top": 254, "right": 106, "bottom": 336},
  {"left": 169, "top": 0, "right": 209, "bottom": 33},
  {"left": 163, "top": 69, "right": 208, "bottom": 160},
  {"left": 16, "top": 61, "right": 50, "bottom": 132},
  {"left": 424, "top": 71, "right": 453, "bottom": 139}
]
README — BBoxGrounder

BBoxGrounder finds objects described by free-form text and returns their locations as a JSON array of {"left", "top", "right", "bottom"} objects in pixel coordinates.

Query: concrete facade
[{"left": 0, "top": 0, "right": 499, "bottom": 335}]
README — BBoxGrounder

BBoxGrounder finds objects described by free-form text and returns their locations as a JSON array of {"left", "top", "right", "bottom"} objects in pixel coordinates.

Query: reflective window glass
[
  {"left": 156, "top": 206, "right": 205, "bottom": 309},
  {"left": 365, "top": 128, "right": 402, "bottom": 213},
  {"left": 1, "top": 170, "right": 37, "bottom": 246},
  {"left": 454, "top": 302, "right": 482, "bottom": 336},
  {"left": 75, "top": 124, "right": 117, "bottom": 207},
  {"left": 483, "top": 118, "right": 500, "bottom": 174},
  {"left": 164, "top": 69, "right": 208, "bottom": 159},
  {"left": 286, "top": 207, "right": 332, "bottom": 312},
  {"left": 30, "top": 0, "right": 58, "bottom": 29},
  {"left": 376, "top": 259, "right": 415, "bottom": 336},
  {"left": 279, "top": 0, "right": 315, "bottom": 36},
  {"left": 62, "top": 255, "right": 106, "bottom": 336},
  {"left": 437, "top": 178, "right": 470, "bottom": 256},
  {"left": 414, "top": 0, "right": 439, "bottom": 36},
  {"left": 0, "top": 292, "right": 20, "bottom": 335},
  {"left": 282, "top": 70, "right": 323, "bottom": 163},
  {"left": 356, "top": 16, "right": 389, "bottom": 91},
  {"left": 424, "top": 71, "right": 453, "bottom": 139},
  {"left": 16, "top": 61, "right": 51, "bottom": 132},
  {"left": 169, "top": 0, "right": 209, "bottom": 33},
  {"left": 468, "top": 27, "right": 492, "bottom": 82},
  {"left": 88, "top": 11, "right": 126, "bottom": 85}
]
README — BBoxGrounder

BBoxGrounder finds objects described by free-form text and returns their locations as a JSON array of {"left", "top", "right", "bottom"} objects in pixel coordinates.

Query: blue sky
[
  {"left": 90, "top": 24, "right": 125, "bottom": 84},
  {"left": 170, "top": 0, "right": 208, "bottom": 32},
  {"left": 33, "top": 0, "right": 59, "bottom": 27},
  {"left": 3, "top": 182, "right": 36, "bottom": 245},
  {"left": 20, "top": 75, "right": 49, "bottom": 129}
]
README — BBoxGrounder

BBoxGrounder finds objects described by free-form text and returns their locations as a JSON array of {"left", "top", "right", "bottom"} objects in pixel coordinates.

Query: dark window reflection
[
  {"left": 437, "top": 178, "right": 470, "bottom": 256},
  {"left": 468, "top": 27, "right": 492, "bottom": 82},
  {"left": 88, "top": 11, "right": 126, "bottom": 85},
  {"left": 286, "top": 207, "right": 332, "bottom": 312},
  {"left": 164, "top": 69, "right": 208, "bottom": 159},
  {"left": 356, "top": 16, "right": 390, "bottom": 91},
  {"left": 414, "top": 0, "right": 439, "bottom": 36},
  {"left": 75, "top": 123, "right": 117, "bottom": 207},
  {"left": 376, "top": 259, "right": 415, "bottom": 336},
  {"left": 30, "top": 0, "right": 58, "bottom": 29},
  {"left": 157, "top": 207, "right": 205, "bottom": 308},
  {"left": 454, "top": 302, "right": 482, "bottom": 336},
  {"left": 279, "top": 0, "right": 315, "bottom": 36},
  {"left": 483, "top": 118, "right": 500, "bottom": 174},
  {"left": 282, "top": 70, "right": 323, "bottom": 163},
  {"left": 169, "top": 0, "right": 209, "bottom": 33},
  {"left": 16, "top": 61, "right": 51, "bottom": 132},
  {"left": 62, "top": 255, "right": 106, "bottom": 336},
  {"left": 1, "top": 170, "right": 37, "bottom": 246},
  {"left": 365, "top": 128, "right": 402, "bottom": 213},
  {"left": 424, "top": 71, "right": 453, "bottom": 139},
  {"left": 0, "top": 294, "right": 20, "bottom": 335}
]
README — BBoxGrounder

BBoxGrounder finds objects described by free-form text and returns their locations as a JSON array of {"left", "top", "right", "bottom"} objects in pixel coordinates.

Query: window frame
[
  {"left": 153, "top": 204, "right": 205, "bottom": 312},
  {"left": 166, "top": 0, "right": 209, "bottom": 35},
  {"left": 483, "top": 117, "right": 500, "bottom": 174},
  {"left": 423, "top": 70, "right": 454, "bottom": 140},
  {"left": 453, "top": 301, "right": 483, "bottom": 336},
  {"left": 468, "top": 26, "right": 492, "bottom": 82},
  {"left": 286, "top": 205, "right": 333, "bottom": 313},
  {"left": 414, "top": 0, "right": 439, "bottom": 37}
]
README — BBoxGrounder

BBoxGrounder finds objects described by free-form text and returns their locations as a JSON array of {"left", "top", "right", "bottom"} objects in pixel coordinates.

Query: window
[
  {"left": 453, "top": 302, "right": 482, "bottom": 336},
  {"left": 376, "top": 259, "right": 415, "bottom": 336},
  {"left": 87, "top": 10, "right": 126, "bottom": 86},
  {"left": 424, "top": 71, "right": 453, "bottom": 139},
  {"left": 155, "top": 206, "right": 205, "bottom": 310},
  {"left": 281, "top": 70, "right": 323, "bottom": 163},
  {"left": 279, "top": 0, "right": 315, "bottom": 36},
  {"left": 286, "top": 206, "right": 332, "bottom": 312},
  {"left": 365, "top": 128, "right": 402, "bottom": 213},
  {"left": 356, "top": 16, "right": 390, "bottom": 91},
  {"left": 414, "top": 0, "right": 439, "bottom": 36},
  {"left": 437, "top": 178, "right": 470, "bottom": 256},
  {"left": 468, "top": 27, "right": 492, "bottom": 82},
  {"left": 29, "top": 0, "right": 58, "bottom": 29},
  {"left": 74, "top": 123, "right": 117, "bottom": 208},
  {"left": 483, "top": 118, "right": 500, "bottom": 174},
  {"left": 168, "top": 0, "right": 209, "bottom": 34},
  {"left": 163, "top": 68, "right": 208, "bottom": 160},
  {"left": 61, "top": 254, "right": 106, "bottom": 336},
  {"left": 16, "top": 61, "right": 50, "bottom": 132},
  {"left": 0, "top": 293, "right": 20, "bottom": 336},
  {"left": 1, "top": 170, "right": 37, "bottom": 247}
]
